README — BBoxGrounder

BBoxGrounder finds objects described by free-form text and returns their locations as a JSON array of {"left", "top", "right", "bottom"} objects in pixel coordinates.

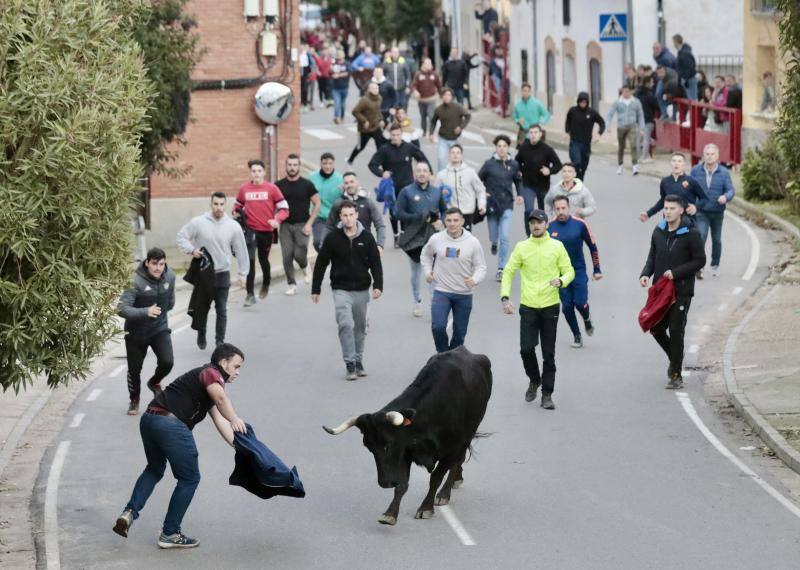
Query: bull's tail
[{"left": 465, "top": 431, "right": 493, "bottom": 461}]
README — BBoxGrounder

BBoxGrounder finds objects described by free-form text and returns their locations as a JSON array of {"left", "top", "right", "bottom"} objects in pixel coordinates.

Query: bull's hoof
[
  {"left": 414, "top": 508, "right": 434, "bottom": 519},
  {"left": 452, "top": 479, "right": 464, "bottom": 489},
  {"left": 378, "top": 514, "right": 397, "bottom": 526},
  {"left": 434, "top": 495, "right": 450, "bottom": 506}
]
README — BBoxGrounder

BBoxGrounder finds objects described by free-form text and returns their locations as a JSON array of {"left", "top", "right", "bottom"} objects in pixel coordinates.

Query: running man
[
  {"left": 435, "top": 144, "right": 486, "bottom": 231},
  {"left": 544, "top": 162, "right": 597, "bottom": 220},
  {"left": 501, "top": 210, "right": 574, "bottom": 410},
  {"left": 310, "top": 152, "right": 345, "bottom": 252},
  {"left": 429, "top": 87, "right": 471, "bottom": 172},
  {"left": 548, "top": 196, "right": 602, "bottom": 348},
  {"left": 347, "top": 81, "right": 385, "bottom": 166},
  {"left": 326, "top": 171, "right": 386, "bottom": 251},
  {"left": 515, "top": 124, "right": 562, "bottom": 232},
  {"left": 639, "top": 152, "right": 705, "bottom": 223}
]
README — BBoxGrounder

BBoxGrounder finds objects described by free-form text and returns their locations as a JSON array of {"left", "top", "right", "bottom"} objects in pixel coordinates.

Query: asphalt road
[{"left": 43, "top": 104, "right": 800, "bottom": 569}]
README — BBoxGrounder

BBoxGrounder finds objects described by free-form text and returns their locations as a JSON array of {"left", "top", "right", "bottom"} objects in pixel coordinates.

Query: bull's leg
[
  {"left": 451, "top": 464, "right": 464, "bottom": 489},
  {"left": 435, "top": 448, "right": 467, "bottom": 505},
  {"left": 378, "top": 483, "right": 408, "bottom": 526},
  {"left": 415, "top": 462, "right": 451, "bottom": 519}
]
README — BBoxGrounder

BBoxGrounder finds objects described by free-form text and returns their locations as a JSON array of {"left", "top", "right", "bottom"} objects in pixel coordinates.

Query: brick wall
[{"left": 150, "top": 0, "right": 301, "bottom": 201}]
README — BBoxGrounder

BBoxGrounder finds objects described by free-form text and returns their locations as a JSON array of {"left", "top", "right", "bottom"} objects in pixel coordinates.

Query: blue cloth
[
  {"left": 126, "top": 413, "right": 200, "bottom": 536},
  {"left": 487, "top": 208, "right": 514, "bottom": 270},
  {"left": 375, "top": 178, "right": 396, "bottom": 215},
  {"left": 351, "top": 52, "right": 381, "bottom": 70},
  {"left": 431, "top": 290, "right": 474, "bottom": 352},
  {"left": 559, "top": 271, "right": 590, "bottom": 337},
  {"left": 647, "top": 174, "right": 707, "bottom": 218},
  {"left": 694, "top": 210, "right": 725, "bottom": 267},
  {"left": 547, "top": 217, "right": 601, "bottom": 274},
  {"left": 690, "top": 163, "right": 735, "bottom": 213},
  {"left": 654, "top": 47, "right": 677, "bottom": 69},
  {"left": 230, "top": 424, "right": 306, "bottom": 500},
  {"left": 569, "top": 139, "right": 592, "bottom": 181}
]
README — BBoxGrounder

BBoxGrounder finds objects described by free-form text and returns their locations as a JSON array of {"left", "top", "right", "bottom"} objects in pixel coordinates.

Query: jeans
[
  {"left": 332, "top": 88, "right": 348, "bottom": 119},
  {"left": 125, "top": 331, "right": 174, "bottom": 401},
  {"left": 487, "top": 208, "right": 513, "bottom": 270},
  {"left": 246, "top": 230, "right": 273, "bottom": 295},
  {"left": 396, "top": 89, "right": 408, "bottom": 109},
  {"left": 347, "top": 130, "right": 385, "bottom": 164},
  {"left": 409, "top": 256, "right": 423, "bottom": 303},
  {"left": 431, "top": 290, "right": 473, "bottom": 352},
  {"left": 312, "top": 218, "right": 330, "bottom": 252},
  {"left": 682, "top": 76, "right": 698, "bottom": 101},
  {"left": 279, "top": 222, "right": 310, "bottom": 285},
  {"left": 438, "top": 137, "right": 460, "bottom": 173},
  {"left": 569, "top": 139, "right": 592, "bottom": 181},
  {"left": 418, "top": 100, "right": 435, "bottom": 135},
  {"left": 639, "top": 122, "right": 655, "bottom": 159},
  {"left": 616, "top": 124, "right": 639, "bottom": 166},
  {"left": 651, "top": 297, "right": 691, "bottom": 373},
  {"left": 126, "top": 413, "right": 201, "bottom": 536},
  {"left": 694, "top": 210, "right": 725, "bottom": 267},
  {"left": 333, "top": 289, "right": 370, "bottom": 364},
  {"left": 194, "top": 272, "right": 230, "bottom": 344},
  {"left": 451, "top": 87, "right": 465, "bottom": 105},
  {"left": 559, "top": 271, "right": 590, "bottom": 338},
  {"left": 519, "top": 303, "right": 560, "bottom": 394},
  {"left": 655, "top": 79, "right": 668, "bottom": 119}
]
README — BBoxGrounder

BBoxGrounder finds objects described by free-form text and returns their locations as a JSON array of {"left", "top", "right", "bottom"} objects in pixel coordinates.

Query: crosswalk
[
  {"left": 304, "top": 125, "right": 486, "bottom": 145},
  {"left": 303, "top": 128, "right": 344, "bottom": 140}
]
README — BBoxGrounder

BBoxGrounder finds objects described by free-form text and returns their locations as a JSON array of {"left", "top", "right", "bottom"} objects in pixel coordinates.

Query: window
[
  {"left": 563, "top": 0, "right": 571, "bottom": 26},
  {"left": 521, "top": 49, "right": 529, "bottom": 84},
  {"left": 546, "top": 50, "right": 556, "bottom": 112},
  {"left": 589, "top": 58, "right": 602, "bottom": 111}
]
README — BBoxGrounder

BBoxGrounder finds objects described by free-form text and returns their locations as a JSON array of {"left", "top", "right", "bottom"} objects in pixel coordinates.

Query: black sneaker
[
  {"left": 541, "top": 393, "right": 556, "bottom": 409},
  {"left": 491, "top": 243, "right": 498, "bottom": 256},
  {"left": 258, "top": 284, "right": 269, "bottom": 299},
  {"left": 127, "top": 399, "right": 139, "bottom": 416},
  {"left": 197, "top": 332, "right": 207, "bottom": 350},
  {"left": 393, "top": 235, "right": 400, "bottom": 249},
  {"left": 584, "top": 319, "right": 594, "bottom": 336},
  {"left": 525, "top": 381, "right": 540, "bottom": 402},
  {"left": 571, "top": 335, "right": 583, "bottom": 348},
  {"left": 146, "top": 377, "right": 163, "bottom": 396},
  {"left": 355, "top": 361, "right": 367, "bottom": 377},
  {"left": 345, "top": 362, "right": 357, "bottom": 381},
  {"left": 666, "top": 373, "right": 684, "bottom": 390},
  {"left": 157, "top": 531, "right": 199, "bottom": 549},
  {"left": 113, "top": 509, "right": 134, "bottom": 537}
]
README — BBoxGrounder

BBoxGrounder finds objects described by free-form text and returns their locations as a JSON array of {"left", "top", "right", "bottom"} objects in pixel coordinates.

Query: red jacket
[
  {"left": 639, "top": 276, "right": 676, "bottom": 332},
  {"left": 312, "top": 54, "right": 332, "bottom": 78},
  {"left": 234, "top": 182, "right": 289, "bottom": 232}
]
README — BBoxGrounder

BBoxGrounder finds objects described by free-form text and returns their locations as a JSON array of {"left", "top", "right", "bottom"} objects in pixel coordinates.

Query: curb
[{"left": 727, "top": 197, "right": 800, "bottom": 250}]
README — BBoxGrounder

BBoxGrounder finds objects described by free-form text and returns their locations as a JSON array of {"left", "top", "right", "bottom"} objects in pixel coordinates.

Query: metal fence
[{"left": 696, "top": 55, "right": 743, "bottom": 81}]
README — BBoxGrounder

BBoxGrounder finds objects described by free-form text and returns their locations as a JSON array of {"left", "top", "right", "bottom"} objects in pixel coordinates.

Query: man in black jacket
[
  {"left": 639, "top": 195, "right": 706, "bottom": 389},
  {"left": 515, "top": 124, "right": 562, "bottom": 235},
  {"left": 117, "top": 248, "right": 176, "bottom": 416},
  {"left": 442, "top": 48, "right": 469, "bottom": 104},
  {"left": 312, "top": 202, "right": 384, "bottom": 380},
  {"left": 673, "top": 34, "right": 697, "bottom": 100},
  {"left": 635, "top": 77, "right": 660, "bottom": 162},
  {"left": 565, "top": 92, "right": 605, "bottom": 181},
  {"left": 368, "top": 123, "right": 429, "bottom": 246}
]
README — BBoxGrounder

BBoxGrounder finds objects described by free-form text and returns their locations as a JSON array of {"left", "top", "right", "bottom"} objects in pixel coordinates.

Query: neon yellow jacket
[{"left": 501, "top": 233, "right": 575, "bottom": 308}]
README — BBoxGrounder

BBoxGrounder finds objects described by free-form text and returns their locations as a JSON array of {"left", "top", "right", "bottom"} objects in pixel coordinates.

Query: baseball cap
[{"left": 527, "top": 209, "right": 548, "bottom": 222}]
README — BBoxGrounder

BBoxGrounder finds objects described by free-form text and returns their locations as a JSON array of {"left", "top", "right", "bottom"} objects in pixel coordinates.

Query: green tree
[
  {"left": 0, "top": 0, "right": 150, "bottom": 391},
  {"left": 325, "top": 0, "right": 436, "bottom": 44},
  {"left": 776, "top": 0, "right": 800, "bottom": 211}
]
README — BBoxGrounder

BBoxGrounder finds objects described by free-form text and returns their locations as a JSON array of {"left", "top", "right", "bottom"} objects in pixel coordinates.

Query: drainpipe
[
  {"left": 627, "top": 0, "right": 635, "bottom": 68},
  {"left": 532, "top": 0, "right": 539, "bottom": 95}
]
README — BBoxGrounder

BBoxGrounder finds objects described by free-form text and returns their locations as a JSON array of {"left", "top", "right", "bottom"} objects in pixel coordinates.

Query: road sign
[{"left": 599, "top": 13, "right": 627, "bottom": 42}]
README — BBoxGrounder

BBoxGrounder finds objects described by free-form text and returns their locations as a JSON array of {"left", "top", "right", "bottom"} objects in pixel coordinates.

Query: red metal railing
[{"left": 654, "top": 98, "right": 742, "bottom": 165}]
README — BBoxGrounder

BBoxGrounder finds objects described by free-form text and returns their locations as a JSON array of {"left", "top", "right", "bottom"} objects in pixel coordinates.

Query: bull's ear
[
  {"left": 354, "top": 414, "right": 370, "bottom": 432},
  {"left": 400, "top": 408, "right": 416, "bottom": 426}
]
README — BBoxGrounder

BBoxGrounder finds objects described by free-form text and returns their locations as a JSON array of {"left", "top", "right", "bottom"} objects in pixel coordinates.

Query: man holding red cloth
[{"left": 639, "top": 195, "right": 705, "bottom": 389}]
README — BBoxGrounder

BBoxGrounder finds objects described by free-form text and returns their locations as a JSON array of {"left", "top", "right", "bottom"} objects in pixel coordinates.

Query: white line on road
[
  {"left": 728, "top": 212, "right": 760, "bottom": 281},
  {"left": 681, "top": 370, "right": 692, "bottom": 377},
  {"left": 460, "top": 130, "right": 485, "bottom": 143},
  {"left": 438, "top": 505, "right": 476, "bottom": 546},
  {"left": 733, "top": 286, "right": 743, "bottom": 296},
  {"left": 86, "top": 389, "right": 102, "bottom": 402},
  {"left": 464, "top": 159, "right": 480, "bottom": 168},
  {"left": 702, "top": 324, "right": 711, "bottom": 333},
  {"left": 45, "top": 440, "right": 71, "bottom": 570},
  {"left": 69, "top": 413, "right": 85, "bottom": 428},
  {"left": 480, "top": 127, "right": 515, "bottom": 138},
  {"left": 346, "top": 125, "right": 358, "bottom": 133},
  {"left": 718, "top": 304, "right": 728, "bottom": 312},
  {"left": 675, "top": 393, "right": 800, "bottom": 520},
  {"left": 109, "top": 364, "right": 126, "bottom": 378},
  {"left": 174, "top": 323, "right": 191, "bottom": 334},
  {"left": 688, "top": 344, "right": 699, "bottom": 354},
  {"left": 304, "top": 128, "right": 345, "bottom": 140}
]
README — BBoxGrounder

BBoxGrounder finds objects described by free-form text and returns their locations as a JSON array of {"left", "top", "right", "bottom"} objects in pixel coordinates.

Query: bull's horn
[
  {"left": 322, "top": 416, "right": 358, "bottom": 435},
  {"left": 385, "top": 411, "right": 405, "bottom": 426}
]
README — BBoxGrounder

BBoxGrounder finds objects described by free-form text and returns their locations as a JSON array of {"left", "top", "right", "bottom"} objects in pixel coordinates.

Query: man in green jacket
[
  {"left": 309, "top": 152, "right": 345, "bottom": 252},
  {"left": 513, "top": 83, "right": 550, "bottom": 146},
  {"left": 501, "top": 209, "right": 575, "bottom": 409}
]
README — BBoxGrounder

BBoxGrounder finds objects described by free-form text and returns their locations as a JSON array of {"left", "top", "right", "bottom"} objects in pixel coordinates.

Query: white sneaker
[
  {"left": 285, "top": 286, "right": 297, "bottom": 296},
  {"left": 681, "top": 119, "right": 691, "bottom": 128},
  {"left": 302, "top": 267, "right": 311, "bottom": 284},
  {"left": 616, "top": 165, "right": 624, "bottom": 175},
  {"left": 632, "top": 165, "right": 640, "bottom": 175},
  {"left": 413, "top": 303, "right": 423, "bottom": 318},
  {"left": 710, "top": 265, "right": 720, "bottom": 277}
]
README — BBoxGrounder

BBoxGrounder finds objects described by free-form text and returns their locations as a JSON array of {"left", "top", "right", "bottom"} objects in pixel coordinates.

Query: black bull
[{"left": 323, "top": 347, "right": 492, "bottom": 525}]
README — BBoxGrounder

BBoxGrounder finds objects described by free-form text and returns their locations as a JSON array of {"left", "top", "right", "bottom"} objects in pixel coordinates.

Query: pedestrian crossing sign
[{"left": 599, "top": 13, "right": 627, "bottom": 42}]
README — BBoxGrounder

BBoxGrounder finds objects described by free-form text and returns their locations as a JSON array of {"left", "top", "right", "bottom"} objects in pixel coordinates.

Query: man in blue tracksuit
[
  {"left": 690, "top": 143, "right": 735, "bottom": 278},
  {"left": 548, "top": 195, "right": 602, "bottom": 348},
  {"left": 640, "top": 152, "right": 706, "bottom": 223}
]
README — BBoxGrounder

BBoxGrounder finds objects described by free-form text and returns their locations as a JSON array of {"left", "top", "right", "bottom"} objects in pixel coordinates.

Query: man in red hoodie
[{"left": 233, "top": 160, "right": 289, "bottom": 306}]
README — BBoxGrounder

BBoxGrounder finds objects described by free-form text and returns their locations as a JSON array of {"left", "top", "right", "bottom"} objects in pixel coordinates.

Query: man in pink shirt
[{"left": 233, "top": 160, "right": 289, "bottom": 306}]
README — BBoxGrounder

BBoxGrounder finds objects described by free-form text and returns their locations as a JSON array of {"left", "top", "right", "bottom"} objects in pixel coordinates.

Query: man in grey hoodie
[
  {"left": 605, "top": 85, "right": 645, "bottom": 175},
  {"left": 421, "top": 207, "right": 487, "bottom": 352},
  {"left": 435, "top": 144, "right": 487, "bottom": 230},
  {"left": 544, "top": 162, "right": 597, "bottom": 219}
]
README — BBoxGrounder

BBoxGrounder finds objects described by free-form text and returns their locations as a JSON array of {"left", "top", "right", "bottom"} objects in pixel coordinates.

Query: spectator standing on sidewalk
[
  {"left": 347, "top": 81, "right": 386, "bottom": 166},
  {"left": 442, "top": 48, "right": 469, "bottom": 104},
  {"left": 639, "top": 152, "right": 705, "bottom": 223},
  {"left": 544, "top": 162, "right": 596, "bottom": 220},
  {"left": 430, "top": 88, "right": 471, "bottom": 172},
  {"left": 382, "top": 46, "right": 412, "bottom": 110},
  {"left": 606, "top": 85, "right": 645, "bottom": 176},
  {"left": 177, "top": 192, "right": 249, "bottom": 350},
  {"left": 564, "top": 92, "right": 605, "bottom": 181},
  {"left": 690, "top": 143, "right": 735, "bottom": 278},
  {"left": 276, "top": 154, "right": 320, "bottom": 296},
  {"left": 501, "top": 210, "right": 574, "bottom": 410},
  {"left": 512, "top": 83, "right": 550, "bottom": 146},
  {"left": 421, "top": 207, "right": 487, "bottom": 352},
  {"left": 673, "top": 35, "right": 698, "bottom": 101},
  {"left": 474, "top": 0, "right": 498, "bottom": 35},
  {"left": 515, "top": 124, "right": 562, "bottom": 227},
  {"left": 118, "top": 248, "right": 176, "bottom": 416},
  {"left": 326, "top": 171, "right": 386, "bottom": 251},
  {"left": 479, "top": 134, "right": 522, "bottom": 281},
  {"left": 652, "top": 42, "right": 677, "bottom": 119},
  {"left": 310, "top": 152, "right": 345, "bottom": 252},
  {"left": 435, "top": 144, "right": 487, "bottom": 231},
  {"left": 232, "top": 160, "right": 290, "bottom": 306},
  {"left": 330, "top": 50, "right": 351, "bottom": 124},
  {"left": 112, "top": 343, "right": 248, "bottom": 548},
  {"left": 312, "top": 203, "right": 383, "bottom": 380},
  {"left": 639, "top": 196, "right": 705, "bottom": 389},
  {"left": 635, "top": 76, "right": 660, "bottom": 163},
  {"left": 410, "top": 58, "right": 441, "bottom": 137},
  {"left": 655, "top": 65, "right": 682, "bottom": 121}
]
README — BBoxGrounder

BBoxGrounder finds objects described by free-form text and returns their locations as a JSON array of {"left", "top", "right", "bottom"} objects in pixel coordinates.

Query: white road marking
[
  {"left": 688, "top": 344, "right": 699, "bottom": 354},
  {"left": 702, "top": 324, "right": 711, "bottom": 333},
  {"left": 728, "top": 212, "right": 760, "bottom": 281},
  {"left": 740, "top": 446, "right": 757, "bottom": 451},
  {"left": 675, "top": 392, "right": 800, "bottom": 520},
  {"left": 480, "top": 127, "right": 515, "bottom": 138},
  {"left": 681, "top": 370, "right": 692, "bottom": 378},
  {"left": 731, "top": 364, "right": 758, "bottom": 371},
  {"left": 69, "top": 413, "right": 85, "bottom": 428},
  {"left": 439, "top": 505, "right": 476, "bottom": 546},
  {"left": 174, "top": 323, "right": 191, "bottom": 334},
  {"left": 718, "top": 304, "right": 728, "bottom": 312},
  {"left": 733, "top": 286, "right": 743, "bottom": 295},
  {"left": 86, "top": 389, "right": 102, "bottom": 402},
  {"left": 45, "top": 440, "right": 71, "bottom": 570},
  {"left": 304, "top": 128, "right": 344, "bottom": 140},
  {"left": 346, "top": 125, "right": 358, "bottom": 133},
  {"left": 109, "top": 364, "right": 126, "bottom": 378},
  {"left": 460, "top": 130, "right": 485, "bottom": 143},
  {"left": 464, "top": 159, "right": 480, "bottom": 168}
]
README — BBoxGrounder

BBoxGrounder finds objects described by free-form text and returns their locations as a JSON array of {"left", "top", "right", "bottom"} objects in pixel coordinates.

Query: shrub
[{"left": 741, "top": 135, "right": 792, "bottom": 202}]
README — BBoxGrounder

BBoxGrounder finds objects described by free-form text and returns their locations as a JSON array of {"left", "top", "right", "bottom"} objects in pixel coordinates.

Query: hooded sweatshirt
[
  {"left": 478, "top": 154, "right": 521, "bottom": 213},
  {"left": 118, "top": 263, "right": 177, "bottom": 340},
  {"left": 515, "top": 139, "right": 562, "bottom": 190},
  {"left": 640, "top": 218, "right": 705, "bottom": 298},
  {"left": 544, "top": 178, "right": 597, "bottom": 219},
  {"left": 435, "top": 163, "right": 486, "bottom": 215},
  {"left": 352, "top": 92, "right": 383, "bottom": 133},
  {"left": 420, "top": 229, "right": 487, "bottom": 295},
  {"left": 309, "top": 169, "right": 345, "bottom": 220},
  {"left": 311, "top": 221, "right": 383, "bottom": 294},
  {"left": 564, "top": 92, "right": 606, "bottom": 143},
  {"left": 326, "top": 189, "right": 387, "bottom": 247}
]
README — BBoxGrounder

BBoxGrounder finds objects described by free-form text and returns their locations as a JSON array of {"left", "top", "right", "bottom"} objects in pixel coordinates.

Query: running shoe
[
  {"left": 584, "top": 319, "right": 595, "bottom": 336},
  {"left": 197, "top": 331, "right": 207, "bottom": 350},
  {"left": 157, "top": 532, "right": 199, "bottom": 549},
  {"left": 112, "top": 509, "right": 133, "bottom": 538},
  {"left": 345, "top": 362, "right": 358, "bottom": 381},
  {"left": 571, "top": 336, "right": 583, "bottom": 348},
  {"left": 259, "top": 284, "right": 269, "bottom": 299},
  {"left": 665, "top": 373, "right": 684, "bottom": 390},
  {"left": 285, "top": 286, "right": 297, "bottom": 296},
  {"left": 146, "top": 377, "right": 162, "bottom": 396},
  {"left": 303, "top": 268, "right": 311, "bottom": 284},
  {"left": 413, "top": 303, "right": 423, "bottom": 317},
  {"left": 491, "top": 243, "right": 498, "bottom": 255},
  {"left": 710, "top": 265, "right": 720, "bottom": 277},
  {"left": 495, "top": 270, "right": 502, "bottom": 282},
  {"left": 632, "top": 165, "right": 640, "bottom": 175},
  {"left": 525, "top": 381, "right": 540, "bottom": 403},
  {"left": 696, "top": 269, "right": 704, "bottom": 280},
  {"left": 127, "top": 399, "right": 139, "bottom": 416},
  {"left": 541, "top": 393, "right": 556, "bottom": 409},
  {"left": 243, "top": 294, "right": 257, "bottom": 307},
  {"left": 616, "top": 165, "right": 624, "bottom": 175},
  {"left": 355, "top": 361, "right": 368, "bottom": 377}
]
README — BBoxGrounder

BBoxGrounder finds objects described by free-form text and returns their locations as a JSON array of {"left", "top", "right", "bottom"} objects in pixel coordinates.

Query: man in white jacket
[
  {"left": 435, "top": 144, "right": 487, "bottom": 230},
  {"left": 544, "top": 162, "right": 597, "bottom": 220},
  {"left": 421, "top": 207, "right": 487, "bottom": 352}
]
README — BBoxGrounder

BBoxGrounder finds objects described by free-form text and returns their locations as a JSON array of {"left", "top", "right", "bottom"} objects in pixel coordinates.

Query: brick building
[{"left": 147, "top": 0, "right": 301, "bottom": 253}]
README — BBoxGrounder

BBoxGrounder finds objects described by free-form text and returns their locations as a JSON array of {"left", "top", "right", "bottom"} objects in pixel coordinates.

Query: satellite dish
[{"left": 254, "top": 82, "right": 294, "bottom": 124}]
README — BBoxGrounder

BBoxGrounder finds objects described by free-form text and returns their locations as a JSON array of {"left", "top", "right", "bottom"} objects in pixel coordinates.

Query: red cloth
[
  {"left": 234, "top": 182, "right": 289, "bottom": 232},
  {"left": 312, "top": 54, "right": 332, "bottom": 78},
  {"left": 638, "top": 276, "right": 676, "bottom": 332}
]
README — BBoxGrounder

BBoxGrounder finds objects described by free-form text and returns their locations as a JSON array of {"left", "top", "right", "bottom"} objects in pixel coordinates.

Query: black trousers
[
  {"left": 462, "top": 212, "right": 475, "bottom": 231},
  {"left": 125, "top": 330, "right": 174, "bottom": 401},
  {"left": 246, "top": 230, "right": 273, "bottom": 295},
  {"left": 195, "top": 272, "right": 230, "bottom": 344},
  {"left": 519, "top": 303, "right": 560, "bottom": 394},
  {"left": 347, "top": 130, "right": 385, "bottom": 163},
  {"left": 651, "top": 297, "right": 692, "bottom": 373}
]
